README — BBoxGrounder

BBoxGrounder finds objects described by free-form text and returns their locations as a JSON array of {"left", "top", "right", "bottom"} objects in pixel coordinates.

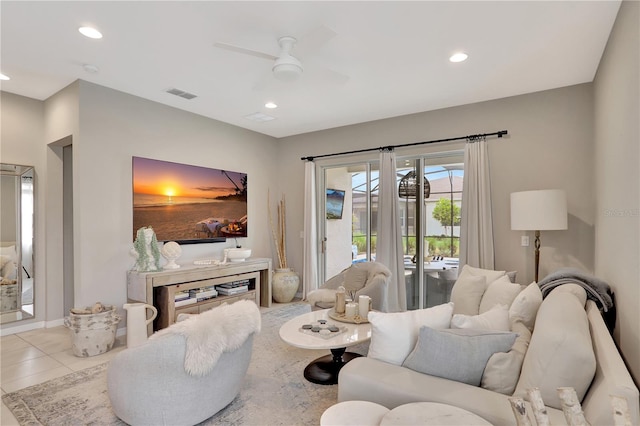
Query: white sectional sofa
[{"left": 338, "top": 267, "right": 639, "bottom": 426}]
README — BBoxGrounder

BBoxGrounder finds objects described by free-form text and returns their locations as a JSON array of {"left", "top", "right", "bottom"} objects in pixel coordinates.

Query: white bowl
[{"left": 226, "top": 248, "right": 251, "bottom": 262}]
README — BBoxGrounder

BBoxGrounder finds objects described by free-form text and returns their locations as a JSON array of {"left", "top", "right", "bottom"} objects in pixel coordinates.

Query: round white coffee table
[
  {"left": 380, "top": 402, "right": 492, "bottom": 425},
  {"left": 320, "top": 401, "right": 390, "bottom": 425},
  {"left": 279, "top": 308, "right": 371, "bottom": 385}
]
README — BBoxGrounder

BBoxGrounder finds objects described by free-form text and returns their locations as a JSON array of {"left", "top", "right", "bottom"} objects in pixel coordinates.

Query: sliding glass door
[{"left": 320, "top": 151, "right": 463, "bottom": 309}]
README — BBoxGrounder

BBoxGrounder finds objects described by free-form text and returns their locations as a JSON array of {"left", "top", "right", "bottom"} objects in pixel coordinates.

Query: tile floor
[
  {"left": 1, "top": 326, "right": 128, "bottom": 425},
  {"left": 0, "top": 300, "right": 299, "bottom": 425}
]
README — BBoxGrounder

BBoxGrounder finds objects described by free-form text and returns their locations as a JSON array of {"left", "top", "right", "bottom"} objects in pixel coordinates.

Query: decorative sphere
[
  {"left": 162, "top": 241, "right": 182, "bottom": 258},
  {"left": 161, "top": 241, "right": 182, "bottom": 269}
]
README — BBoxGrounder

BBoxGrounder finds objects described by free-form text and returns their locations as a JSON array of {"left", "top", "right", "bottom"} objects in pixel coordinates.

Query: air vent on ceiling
[
  {"left": 244, "top": 112, "right": 276, "bottom": 122},
  {"left": 165, "top": 88, "right": 197, "bottom": 100}
]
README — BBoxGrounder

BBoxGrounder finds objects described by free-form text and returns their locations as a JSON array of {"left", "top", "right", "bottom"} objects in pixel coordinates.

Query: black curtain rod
[{"left": 300, "top": 130, "right": 508, "bottom": 161}]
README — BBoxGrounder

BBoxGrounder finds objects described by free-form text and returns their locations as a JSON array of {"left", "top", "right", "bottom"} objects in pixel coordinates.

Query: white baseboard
[
  {"left": 1, "top": 319, "right": 127, "bottom": 338},
  {"left": 0, "top": 320, "right": 46, "bottom": 336},
  {"left": 46, "top": 318, "right": 65, "bottom": 328}
]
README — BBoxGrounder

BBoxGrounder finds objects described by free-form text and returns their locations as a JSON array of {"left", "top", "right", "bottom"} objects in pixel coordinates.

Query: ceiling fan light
[
  {"left": 79, "top": 26, "right": 103, "bottom": 39},
  {"left": 449, "top": 52, "right": 468, "bottom": 63},
  {"left": 273, "top": 62, "right": 303, "bottom": 82}
]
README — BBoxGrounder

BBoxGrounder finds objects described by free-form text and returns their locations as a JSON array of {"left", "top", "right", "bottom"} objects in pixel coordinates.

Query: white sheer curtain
[
  {"left": 376, "top": 150, "right": 407, "bottom": 312},
  {"left": 302, "top": 161, "right": 319, "bottom": 299},
  {"left": 459, "top": 137, "right": 495, "bottom": 269}
]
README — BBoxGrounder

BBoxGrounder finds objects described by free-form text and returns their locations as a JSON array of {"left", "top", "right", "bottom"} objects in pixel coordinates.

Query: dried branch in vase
[{"left": 268, "top": 191, "right": 288, "bottom": 269}]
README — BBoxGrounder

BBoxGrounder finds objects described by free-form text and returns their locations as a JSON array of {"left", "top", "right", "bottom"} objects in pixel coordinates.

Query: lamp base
[{"left": 534, "top": 230, "right": 541, "bottom": 282}]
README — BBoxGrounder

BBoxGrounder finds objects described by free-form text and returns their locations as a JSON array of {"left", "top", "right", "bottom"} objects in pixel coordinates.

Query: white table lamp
[{"left": 511, "top": 189, "right": 567, "bottom": 282}]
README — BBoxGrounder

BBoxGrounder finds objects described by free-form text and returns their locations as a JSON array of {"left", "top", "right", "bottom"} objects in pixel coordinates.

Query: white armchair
[
  {"left": 107, "top": 300, "right": 260, "bottom": 425},
  {"left": 306, "top": 262, "right": 392, "bottom": 312}
]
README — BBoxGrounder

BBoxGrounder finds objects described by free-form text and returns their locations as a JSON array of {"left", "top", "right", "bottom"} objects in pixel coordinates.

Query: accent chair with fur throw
[
  {"left": 306, "top": 261, "right": 392, "bottom": 312},
  {"left": 107, "top": 300, "right": 261, "bottom": 426}
]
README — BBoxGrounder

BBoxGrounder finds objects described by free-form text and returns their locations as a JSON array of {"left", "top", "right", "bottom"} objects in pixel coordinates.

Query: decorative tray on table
[{"left": 328, "top": 308, "right": 370, "bottom": 324}]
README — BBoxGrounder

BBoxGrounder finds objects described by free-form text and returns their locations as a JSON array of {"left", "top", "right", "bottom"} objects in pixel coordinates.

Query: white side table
[
  {"left": 380, "top": 402, "right": 492, "bottom": 425},
  {"left": 321, "top": 401, "right": 390, "bottom": 426}
]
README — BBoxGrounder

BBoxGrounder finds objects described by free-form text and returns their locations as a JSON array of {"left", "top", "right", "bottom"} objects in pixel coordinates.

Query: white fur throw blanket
[{"left": 150, "top": 300, "right": 261, "bottom": 377}]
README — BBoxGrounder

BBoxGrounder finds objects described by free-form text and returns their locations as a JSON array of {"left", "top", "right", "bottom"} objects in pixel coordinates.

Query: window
[{"left": 321, "top": 151, "right": 463, "bottom": 309}]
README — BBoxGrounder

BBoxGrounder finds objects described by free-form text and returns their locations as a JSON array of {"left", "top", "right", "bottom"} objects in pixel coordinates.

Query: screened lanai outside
[{"left": 322, "top": 152, "right": 463, "bottom": 310}]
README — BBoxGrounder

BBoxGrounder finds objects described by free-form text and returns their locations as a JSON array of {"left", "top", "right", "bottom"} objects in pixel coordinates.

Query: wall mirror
[{"left": 1, "top": 163, "right": 35, "bottom": 324}]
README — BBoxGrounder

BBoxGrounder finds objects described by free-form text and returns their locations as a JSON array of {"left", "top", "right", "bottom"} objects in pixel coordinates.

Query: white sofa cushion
[
  {"left": 402, "top": 327, "right": 517, "bottom": 386},
  {"left": 367, "top": 302, "right": 453, "bottom": 365},
  {"left": 451, "top": 304, "right": 510, "bottom": 331},
  {"left": 514, "top": 289, "right": 596, "bottom": 409},
  {"left": 481, "top": 320, "right": 531, "bottom": 395},
  {"left": 508, "top": 282, "right": 543, "bottom": 331},
  {"left": 450, "top": 265, "right": 507, "bottom": 316},
  {"left": 450, "top": 274, "right": 487, "bottom": 316},
  {"left": 479, "top": 275, "right": 522, "bottom": 314}
]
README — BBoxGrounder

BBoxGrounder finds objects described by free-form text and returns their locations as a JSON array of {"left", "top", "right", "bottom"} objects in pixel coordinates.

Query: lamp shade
[{"left": 510, "top": 189, "right": 568, "bottom": 231}]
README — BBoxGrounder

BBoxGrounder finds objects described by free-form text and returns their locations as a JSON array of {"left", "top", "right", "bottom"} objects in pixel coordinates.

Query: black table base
[{"left": 303, "top": 347, "right": 362, "bottom": 385}]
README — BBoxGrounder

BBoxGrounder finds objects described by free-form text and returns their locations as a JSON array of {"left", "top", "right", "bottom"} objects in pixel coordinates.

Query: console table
[{"left": 127, "top": 258, "right": 272, "bottom": 333}]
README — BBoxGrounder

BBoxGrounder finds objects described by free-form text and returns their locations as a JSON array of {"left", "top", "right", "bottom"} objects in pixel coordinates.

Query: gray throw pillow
[
  {"left": 343, "top": 266, "right": 369, "bottom": 293},
  {"left": 402, "top": 327, "right": 517, "bottom": 386}
]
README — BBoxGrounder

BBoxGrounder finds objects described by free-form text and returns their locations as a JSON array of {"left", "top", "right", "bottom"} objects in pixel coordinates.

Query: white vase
[
  {"left": 272, "top": 268, "right": 299, "bottom": 303},
  {"left": 123, "top": 303, "right": 157, "bottom": 348}
]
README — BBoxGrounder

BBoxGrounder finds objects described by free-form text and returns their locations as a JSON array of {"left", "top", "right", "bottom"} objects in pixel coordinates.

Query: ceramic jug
[{"left": 123, "top": 303, "right": 157, "bottom": 348}]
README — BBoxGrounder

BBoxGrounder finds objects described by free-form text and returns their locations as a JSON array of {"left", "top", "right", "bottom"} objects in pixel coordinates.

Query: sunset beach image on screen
[{"left": 132, "top": 156, "right": 247, "bottom": 243}]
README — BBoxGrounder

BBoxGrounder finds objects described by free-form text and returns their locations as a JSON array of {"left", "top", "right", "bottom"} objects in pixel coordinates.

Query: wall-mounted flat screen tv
[
  {"left": 132, "top": 156, "right": 247, "bottom": 244},
  {"left": 326, "top": 188, "right": 345, "bottom": 220}
]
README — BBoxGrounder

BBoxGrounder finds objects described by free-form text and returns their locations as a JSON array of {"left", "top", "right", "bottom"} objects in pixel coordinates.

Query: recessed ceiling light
[
  {"left": 265, "top": 102, "right": 278, "bottom": 109},
  {"left": 83, "top": 64, "right": 99, "bottom": 74},
  {"left": 449, "top": 52, "right": 468, "bottom": 63},
  {"left": 0, "top": 73, "right": 10, "bottom": 81},
  {"left": 79, "top": 26, "right": 103, "bottom": 39}
]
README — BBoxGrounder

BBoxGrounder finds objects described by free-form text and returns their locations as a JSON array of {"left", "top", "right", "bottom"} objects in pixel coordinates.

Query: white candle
[
  {"left": 335, "top": 289, "right": 346, "bottom": 314},
  {"left": 345, "top": 302, "right": 358, "bottom": 319},
  {"left": 358, "top": 295, "right": 371, "bottom": 318}
]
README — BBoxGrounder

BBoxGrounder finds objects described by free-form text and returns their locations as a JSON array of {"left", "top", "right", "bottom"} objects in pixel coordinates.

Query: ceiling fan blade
[
  {"left": 294, "top": 25, "right": 337, "bottom": 56},
  {"left": 310, "top": 66, "right": 350, "bottom": 85},
  {"left": 213, "top": 42, "right": 277, "bottom": 61}
]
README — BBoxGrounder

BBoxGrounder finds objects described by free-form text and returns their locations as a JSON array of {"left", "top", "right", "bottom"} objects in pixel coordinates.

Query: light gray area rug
[{"left": 2, "top": 303, "right": 369, "bottom": 425}]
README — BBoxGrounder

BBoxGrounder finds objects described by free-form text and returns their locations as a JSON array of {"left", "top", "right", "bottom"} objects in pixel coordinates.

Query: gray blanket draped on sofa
[{"left": 537, "top": 267, "right": 616, "bottom": 332}]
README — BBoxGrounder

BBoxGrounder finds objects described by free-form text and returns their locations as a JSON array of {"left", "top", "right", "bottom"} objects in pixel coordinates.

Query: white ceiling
[{"left": 1, "top": 1, "right": 621, "bottom": 138}]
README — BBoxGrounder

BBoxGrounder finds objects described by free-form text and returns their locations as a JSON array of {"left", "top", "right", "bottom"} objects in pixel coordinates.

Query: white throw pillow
[
  {"left": 450, "top": 273, "right": 487, "bottom": 316},
  {"left": 451, "top": 304, "right": 510, "bottom": 331},
  {"left": 514, "top": 291, "right": 596, "bottom": 409},
  {"left": 481, "top": 320, "right": 531, "bottom": 395},
  {"left": 479, "top": 275, "right": 523, "bottom": 314},
  {"left": 461, "top": 265, "right": 506, "bottom": 285},
  {"left": 367, "top": 302, "right": 454, "bottom": 365},
  {"left": 508, "top": 282, "right": 543, "bottom": 331}
]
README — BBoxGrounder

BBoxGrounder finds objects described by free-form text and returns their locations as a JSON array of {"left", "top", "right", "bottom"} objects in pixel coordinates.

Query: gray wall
[
  {"left": 278, "top": 83, "right": 596, "bottom": 287},
  {"left": 0, "top": 91, "right": 46, "bottom": 326},
  {"left": 593, "top": 0, "right": 639, "bottom": 382},
  {"left": 2, "top": 82, "right": 279, "bottom": 330},
  {"left": 69, "top": 82, "right": 278, "bottom": 315}
]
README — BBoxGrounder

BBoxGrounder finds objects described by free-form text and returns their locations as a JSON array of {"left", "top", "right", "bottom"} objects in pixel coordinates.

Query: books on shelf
[
  {"left": 217, "top": 285, "right": 248, "bottom": 296},
  {"left": 217, "top": 279, "right": 250, "bottom": 289},
  {"left": 174, "top": 298, "right": 198, "bottom": 308},
  {"left": 174, "top": 290, "right": 191, "bottom": 302},
  {"left": 189, "top": 287, "right": 218, "bottom": 301}
]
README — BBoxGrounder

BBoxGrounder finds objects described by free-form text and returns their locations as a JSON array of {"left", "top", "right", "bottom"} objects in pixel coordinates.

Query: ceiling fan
[{"left": 213, "top": 26, "right": 349, "bottom": 89}]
